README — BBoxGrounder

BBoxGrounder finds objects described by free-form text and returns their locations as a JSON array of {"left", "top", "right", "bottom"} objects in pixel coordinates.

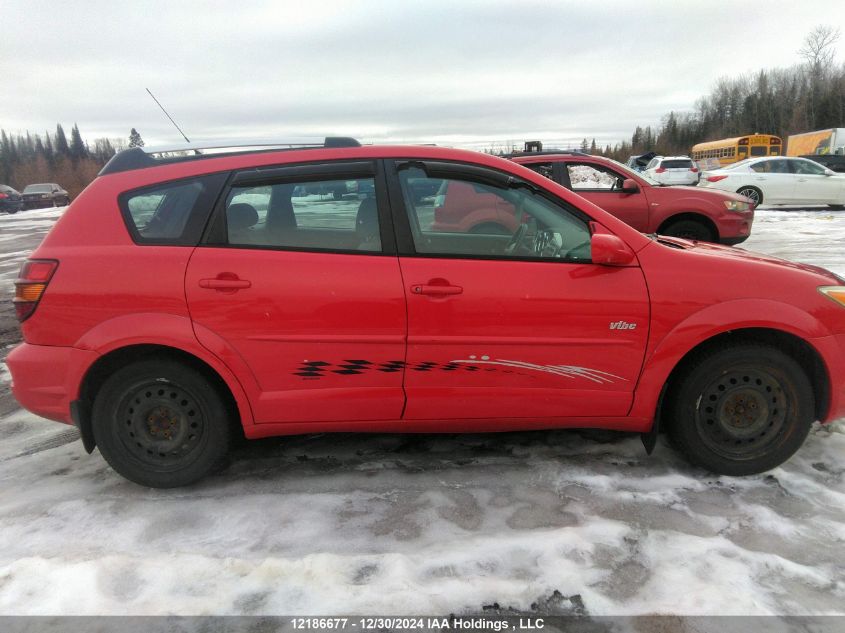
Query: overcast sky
[{"left": 2, "top": 0, "right": 844, "bottom": 151}]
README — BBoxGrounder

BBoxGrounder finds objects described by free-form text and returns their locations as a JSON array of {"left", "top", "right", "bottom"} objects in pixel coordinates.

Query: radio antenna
[{"left": 145, "top": 88, "right": 191, "bottom": 143}]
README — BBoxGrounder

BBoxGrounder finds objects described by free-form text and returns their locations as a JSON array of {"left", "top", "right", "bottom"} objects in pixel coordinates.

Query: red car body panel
[
  {"left": 512, "top": 154, "right": 755, "bottom": 244},
  {"left": 6, "top": 145, "right": 845, "bottom": 450}
]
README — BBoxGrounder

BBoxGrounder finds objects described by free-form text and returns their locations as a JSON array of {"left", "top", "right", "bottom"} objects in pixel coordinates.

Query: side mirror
[
  {"left": 591, "top": 233, "right": 636, "bottom": 266},
  {"left": 824, "top": 168, "right": 836, "bottom": 176},
  {"left": 621, "top": 178, "right": 640, "bottom": 193}
]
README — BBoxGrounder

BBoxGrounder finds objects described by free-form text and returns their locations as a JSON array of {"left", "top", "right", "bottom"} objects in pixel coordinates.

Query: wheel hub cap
[
  {"left": 697, "top": 368, "right": 787, "bottom": 457},
  {"left": 118, "top": 382, "right": 204, "bottom": 466}
]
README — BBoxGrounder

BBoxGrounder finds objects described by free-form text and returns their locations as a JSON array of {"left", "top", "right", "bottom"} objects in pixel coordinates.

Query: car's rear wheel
[
  {"left": 737, "top": 186, "right": 763, "bottom": 205},
  {"left": 92, "top": 359, "right": 231, "bottom": 487},
  {"left": 661, "top": 219, "right": 715, "bottom": 242},
  {"left": 666, "top": 344, "right": 814, "bottom": 475}
]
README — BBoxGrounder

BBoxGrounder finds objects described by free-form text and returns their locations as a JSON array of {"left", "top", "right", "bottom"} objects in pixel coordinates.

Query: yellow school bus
[{"left": 691, "top": 134, "right": 782, "bottom": 168}]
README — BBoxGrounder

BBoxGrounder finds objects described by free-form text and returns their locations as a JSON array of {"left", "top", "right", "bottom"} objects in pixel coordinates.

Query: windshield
[
  {"left": 604, "top": 158, "right": 661, "bottom": 185},
  {"left": 24, "top": 184, "right": 52, "bottom": 193}
]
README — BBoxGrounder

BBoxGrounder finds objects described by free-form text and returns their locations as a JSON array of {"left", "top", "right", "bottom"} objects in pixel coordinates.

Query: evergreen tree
[
  {"left": 580, "top": 138, "right": 589, "bottom": 151},
  {"left": 55, "top": 124, "right": 70, "bottom": 156},
  {"left": 590, "top": 138, "right": 597, "bottom": 154},
  {"left": 69, "top": 124, "right": 87, "bottom": 160},
  {"left": 128, "top": 128, "right": 144, "bottom": 148},
  {"left": 43, "top": 133, "right": 54, "bottom": 163}
]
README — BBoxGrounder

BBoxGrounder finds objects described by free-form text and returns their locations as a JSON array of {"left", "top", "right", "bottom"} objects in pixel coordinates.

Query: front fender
[{"left": 628, "top": 298, "right": 832, "bottom": 422}]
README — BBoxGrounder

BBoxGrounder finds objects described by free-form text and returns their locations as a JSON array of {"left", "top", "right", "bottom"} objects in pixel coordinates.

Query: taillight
[
  {"left": 707, "top": 175, "right": 728, "bottom": 182},
  {"left": 14, "top": 259, "right": 58, "bottom": 322},
  {"left": 655, "top": 167, "right": 666, "bottom": 173},
  {"left": 690, "top": 167, "right": 699, "bottom": 173},
  {"left": 0, "top": 192, "right": 7, "bottom": 199}
]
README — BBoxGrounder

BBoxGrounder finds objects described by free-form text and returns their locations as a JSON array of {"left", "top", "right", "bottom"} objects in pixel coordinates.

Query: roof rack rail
[
  {"left": 99, "top": 137, "right": 361, "bottom": 176},
  {"left": 504, "top": 149, "right": 591, "bottom": 158}
]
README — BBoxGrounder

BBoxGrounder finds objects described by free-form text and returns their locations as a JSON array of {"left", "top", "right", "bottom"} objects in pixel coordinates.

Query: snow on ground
[{"left": 0, "top": 205, "right": 843, "bottom": 616}]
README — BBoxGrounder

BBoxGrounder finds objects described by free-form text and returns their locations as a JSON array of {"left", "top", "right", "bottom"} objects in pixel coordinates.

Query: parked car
[
  {"left": 0, "top": 184, "right": 23, "bottom": 214},
  {"left": 22, "top": 183, "right": 70, "bottom": 209},
  {"left": 7, "top": 139, "right": 845, "bottom": 487},
  {"left": 510, "top": 151, "right": 754, "bottom": 243},
  {"left": 698, "top": 156, "right": 845, "bottom": 208},
  {"left": 625, "top": 152, "right": 657, "bottom": 172},
  {"left": 642, "top": 155, "right": 700, "bottom": 186},
  {"left": 802, "top": 153, "right": 845, "bottom": 174}
]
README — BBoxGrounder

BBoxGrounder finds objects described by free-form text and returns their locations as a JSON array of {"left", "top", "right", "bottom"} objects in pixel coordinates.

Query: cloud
[{"left": 1, "top": 0, "right": 842, "bottom": 148}]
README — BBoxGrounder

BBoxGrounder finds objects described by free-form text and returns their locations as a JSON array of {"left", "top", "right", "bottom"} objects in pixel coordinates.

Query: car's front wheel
[
  {"left": 666, "top": 343, "right": 814, "bottom": 475},
  {"left": 661, "top": 218, "right": 715, "bottom": 242},
  {"left": 736, "top": 186, "right": 763, "bottom": 205},
  {"left": 92, "top": 359, "right": 232, "bottom": 487}
]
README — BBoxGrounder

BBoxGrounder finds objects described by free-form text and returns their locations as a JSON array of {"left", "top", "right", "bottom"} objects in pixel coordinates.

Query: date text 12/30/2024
[{"left": 291, "top": 618, "right": 546, "bottom": 631}]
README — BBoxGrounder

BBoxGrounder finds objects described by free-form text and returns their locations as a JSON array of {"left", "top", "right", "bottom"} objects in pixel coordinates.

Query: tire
[
  {"left": 469, "top": 222, "right": 512, "bottom": 236},
  {"left": 736, "top": 186, "right": 763, "bottom": 206},
  {"left": 661, "top": 219, "right": 716, "bottom": 242},
  {"left": 666, "top": 343, "right": 814, "bottom": 476},
  {"left": 91, "top": 359, "right": 232, "bottom": 487}
]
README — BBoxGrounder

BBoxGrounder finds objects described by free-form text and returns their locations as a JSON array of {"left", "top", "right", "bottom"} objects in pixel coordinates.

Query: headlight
[
  {"left": 819, "top": 286, "right": 845, "bottom": 307},
  {"left": 724, "top": 200, "right": 751, "bottom": 212}
]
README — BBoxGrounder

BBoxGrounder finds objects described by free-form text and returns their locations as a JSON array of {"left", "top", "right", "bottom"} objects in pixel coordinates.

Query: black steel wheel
[
  {"left": 736, "top": 186, "right": 762, "bottom": 205},
  {"left": 92, "top": 359, "right": 232, "bottom": 487},
  {"left": 661, "top": 219, "right": 716, "bottom": 242},
  {"left": 666, "top": 343, "right": 814, "bottom": 475}
]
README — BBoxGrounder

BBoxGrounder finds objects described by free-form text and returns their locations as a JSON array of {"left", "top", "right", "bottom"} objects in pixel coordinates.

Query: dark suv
[
  {"left": 0, "top": 185, "right": 23, "bottom": 214},
  {"left": 22, "top": 183, "right": 70, "bottom": 209}
]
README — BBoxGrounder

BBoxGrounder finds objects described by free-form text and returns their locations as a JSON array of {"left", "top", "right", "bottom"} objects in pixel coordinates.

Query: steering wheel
[
  {"left": 562, "top": 239, "right": 592, "bottom": 260},
  {"left": 504, "top": 223, "right": 528, "bottom": 255}
]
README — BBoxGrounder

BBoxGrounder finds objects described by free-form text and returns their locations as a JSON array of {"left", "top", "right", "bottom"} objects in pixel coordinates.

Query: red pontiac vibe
[{"left": 6, "top": 139, "right": 845, "bottom": 487}]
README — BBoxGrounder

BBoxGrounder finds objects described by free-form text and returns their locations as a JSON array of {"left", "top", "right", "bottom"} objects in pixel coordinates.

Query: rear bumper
[
  {"left": 23, "top": 200, "right": 51, "bottom": 209},
  {"left": 6, "top": 342, "right": 98, "bottom": 424}
]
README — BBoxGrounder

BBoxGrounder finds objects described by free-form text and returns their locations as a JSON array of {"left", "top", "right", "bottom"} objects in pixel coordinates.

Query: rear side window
[
  {"left": 120, "top": 173, "right": 226, "bottom": 245},
  {"left": 223, "top": 177, "right": 381, "bottom": 252}
]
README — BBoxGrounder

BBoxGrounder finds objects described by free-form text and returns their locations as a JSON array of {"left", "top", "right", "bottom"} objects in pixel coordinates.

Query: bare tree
[{"left": 799, "top": 25, "right": 840, "bottom": 75}]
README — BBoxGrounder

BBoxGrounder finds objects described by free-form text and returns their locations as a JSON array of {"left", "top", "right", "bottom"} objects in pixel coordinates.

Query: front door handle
[
  {"left": 411, "top": 283, "right": 463, "bottom": 296},
  {"left": 199, "top": 273, "right": 251, "bottom": 291}
]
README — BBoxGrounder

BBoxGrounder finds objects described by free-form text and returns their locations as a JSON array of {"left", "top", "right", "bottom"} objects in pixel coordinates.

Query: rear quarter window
[{"left": 119, "top": 173, "right": 227, "bottom": 245}]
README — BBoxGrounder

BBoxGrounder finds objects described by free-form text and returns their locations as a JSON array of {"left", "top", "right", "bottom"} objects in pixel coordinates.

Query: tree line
[
  {"left": 599, "top": 26, "right": 845, "bottom": 161},
  {"left": 0, "top": 125, "right": 144, "bottom": 199}
]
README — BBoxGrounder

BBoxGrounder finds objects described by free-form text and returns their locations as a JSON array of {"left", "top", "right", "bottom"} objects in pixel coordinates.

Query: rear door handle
[
  {"left": 199, "top": 275, "right": 251, "bottom": 290},
  {"left": 411, "top": 284, "right": 463, "bottom": 296}
]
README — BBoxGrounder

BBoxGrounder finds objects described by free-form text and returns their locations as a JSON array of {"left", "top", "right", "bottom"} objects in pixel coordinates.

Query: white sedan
[{"left": 698, "top": 156, "right": 845, "bottom": 208}]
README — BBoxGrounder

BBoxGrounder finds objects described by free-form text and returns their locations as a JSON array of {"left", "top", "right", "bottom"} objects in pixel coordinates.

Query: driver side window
[
  {"left": 566, "top": 163, "right": 623, "bottom": 191},
  {"left": 397, "top": 166, "right": 592, "bottom": 262}
]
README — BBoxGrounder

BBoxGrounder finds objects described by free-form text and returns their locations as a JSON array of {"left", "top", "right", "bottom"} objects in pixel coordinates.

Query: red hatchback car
[
  {"left": 7, "top": 139, "right": 845, "bottom": 487},
  {"left": 510, "top": 152, "right": 755, "bottom": 244}
]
